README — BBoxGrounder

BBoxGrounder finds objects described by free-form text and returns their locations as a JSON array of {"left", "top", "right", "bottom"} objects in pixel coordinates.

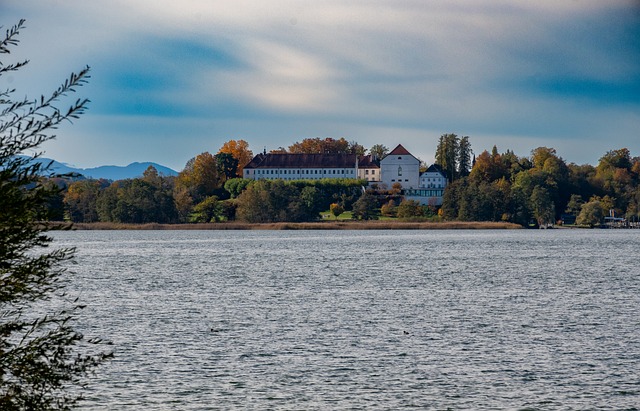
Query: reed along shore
[{"left": 71, "top": 221, "right": 522, "bottom": 230}]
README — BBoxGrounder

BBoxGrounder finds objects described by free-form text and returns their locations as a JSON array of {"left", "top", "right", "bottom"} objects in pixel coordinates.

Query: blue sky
[{"left": 2, "top": 0, "right": 639, "bottom": 171}]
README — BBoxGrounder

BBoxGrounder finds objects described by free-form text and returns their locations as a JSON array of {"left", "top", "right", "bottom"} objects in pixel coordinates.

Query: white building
[
  {"left": 405, "top": 164, "right": 448, "bottom": 206},
  {"left": 379, "top": 144, "right": 420, "bottom": 189},
  {"left": 243, "top": 153, "right": 358, "bottom": 180},
  {"left": 241, "top": 144, "right": 448, "bottom": 205}
]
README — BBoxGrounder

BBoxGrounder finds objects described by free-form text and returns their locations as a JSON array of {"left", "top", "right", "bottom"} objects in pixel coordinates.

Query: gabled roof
[
  {"left": 425, "top": 164, "right": 444, "bottom": 173},
  {"left": 388, "top": 144, "right": 412, "bottom": 156},
  {"left": 421, "top": 164, "right": 447, "bottom": 178},
  {"left": 244, "top": 153, "right": 357, "bottom": 169},
  {"left": 358, "top": 154, "right": 380, "bottom": 168}
]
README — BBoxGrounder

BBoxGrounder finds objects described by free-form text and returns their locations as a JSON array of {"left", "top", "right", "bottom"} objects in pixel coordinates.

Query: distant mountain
[{"left": 21, "top": 156, "right": 178, "bottom": 180}]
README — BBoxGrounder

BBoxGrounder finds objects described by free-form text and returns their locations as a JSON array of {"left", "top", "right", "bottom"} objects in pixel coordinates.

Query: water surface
[{"left": 53, "top": 229, "right": 640, "bottom": 410}]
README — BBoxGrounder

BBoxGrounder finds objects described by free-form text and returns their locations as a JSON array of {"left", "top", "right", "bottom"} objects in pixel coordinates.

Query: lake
[{"left": 52, "top": 229, "right": 640, "bottom": 410}]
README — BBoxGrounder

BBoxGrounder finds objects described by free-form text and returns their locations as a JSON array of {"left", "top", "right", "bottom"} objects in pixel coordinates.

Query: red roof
[{"left": 387, "top": 144, "right": 412, "bottom": 156}]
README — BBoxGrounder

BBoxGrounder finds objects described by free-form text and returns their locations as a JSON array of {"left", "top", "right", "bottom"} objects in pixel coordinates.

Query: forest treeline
[{"left": 37, "top": 136, "right": 640, "bottom": 227}]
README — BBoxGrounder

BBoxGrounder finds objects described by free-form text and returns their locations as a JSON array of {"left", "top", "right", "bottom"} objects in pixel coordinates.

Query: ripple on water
[{"left": 51, "top": 229, "right": 640, "bottom": 410}]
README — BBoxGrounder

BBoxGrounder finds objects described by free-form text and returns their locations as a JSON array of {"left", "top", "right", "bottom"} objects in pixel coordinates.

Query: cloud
[{"left": 2, "top": 0, "right": 639, "bottom": 170}]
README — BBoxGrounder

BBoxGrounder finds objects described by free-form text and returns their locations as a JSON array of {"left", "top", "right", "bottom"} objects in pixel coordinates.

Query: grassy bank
[{"left": 71, "top": 221, "right": 522, "bottom": 230}]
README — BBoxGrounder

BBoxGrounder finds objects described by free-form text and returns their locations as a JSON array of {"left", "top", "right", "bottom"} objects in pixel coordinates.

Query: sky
[{"left": 2, "top": 0, "right": 639, "bottom": 172}]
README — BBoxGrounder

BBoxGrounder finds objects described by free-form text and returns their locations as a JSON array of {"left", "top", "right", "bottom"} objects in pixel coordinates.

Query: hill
[{"left": 22, "top": 156, "right": 178, "bottom": 180}]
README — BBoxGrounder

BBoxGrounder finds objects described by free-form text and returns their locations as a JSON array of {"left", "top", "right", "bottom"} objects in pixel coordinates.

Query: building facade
[
  {"left": 243, "top": 153, "right": 358, "bottom": 180},
  {"left": 357, "top": 154, "right": 381, "bottom": 182},
  {"left": 242, "top": 144, "right": 447, "bottom": 205},
  {"left": 405, "top": 164, "right": 448, "bottom": 206},
  {"left": 379, "top": 144, "right": 420, "bottom": 189}
]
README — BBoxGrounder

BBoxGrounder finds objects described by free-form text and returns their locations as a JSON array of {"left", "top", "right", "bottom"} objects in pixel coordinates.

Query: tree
[
  {"left": 396, "top": 199, "right": 425, "bottom": 219},
  {"left": 235, "top": 180, "right": 320, "bottom": 223},
  {"left": 369, "top": 144, "right": 389, "bottom": 159},
  {"left": 215, "top": 151, "right": 238, "bottom": 183},
  {"left": 457, "top": 135, "right": 473, "bottom": 177},
  {"left": 351, "top": 193, "right": 379, "bottom": 220},
  {"left": 189, "top": 196, "right": 223, "bottom": 223},
  {"left": 565, "top": 194, "right": 584, "bottom": 216},
  {"left": 218, "top": 139, "right": 253, "bottom": 176},
  {"left": 380, "top": 200, "right": 397, "bottom": 217},
  {"left": 435, "top": 133, "right": 460, "bottom": 182},
  {"left": 530, "top": 185, "right": 555, "bottom": 227},
  {"left": 288, "top": 137, "right": 360, "bottom": 155},
  {"left": 63, "top": 179, "right": 101, "bottom": 222},
  {"left": 175, "top": 152, "right": 221, "bottom": 203},
  {"left": 577, "top": 198, "right": 605, "bottom": 227},
  {"left": 224, "top": 177, "right": 251, "bottom": 198},
  {"left": 1, "top": 20, "right": 110, "bottom": 409},
  {"left": 330, "top": 203, "right": 344, "bottom": 219}
]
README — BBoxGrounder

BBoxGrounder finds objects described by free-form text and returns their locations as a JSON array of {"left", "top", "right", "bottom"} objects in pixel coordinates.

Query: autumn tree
[
  {"left": 175, "top": 152, "right": 221, "bottom": 203},
  {"left": 288, "top": 137, "right": 361, "bottom": 155},
  {"left": 218, "top": 139, "right": 252, "bottom": 176},
  {"left": 380, "top": 200, "right": 397, "bottom": 217},
  {"left": 0, "top": 19, "right": 110, "bottom": 409},
  {"left": 330, "top": 202, "right": 344, "bottom": 219},
  {"left": 396, "top": 199, "right": 425, "bottom": 219},
  {"left": 369, "top": 144, "right": 389, "bottom": 159},
  {"left": 63, "top": 179, "right": 102, "bottom": 222}
]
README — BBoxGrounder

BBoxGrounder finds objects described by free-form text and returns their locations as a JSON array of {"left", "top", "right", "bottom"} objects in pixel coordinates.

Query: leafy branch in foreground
[{"left": 1, "top": 19, "right": 111, "bottom": 410}]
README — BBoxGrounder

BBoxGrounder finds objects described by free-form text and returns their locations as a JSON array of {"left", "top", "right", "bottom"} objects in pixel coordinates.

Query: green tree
[
  {"left": 235, "top": 180, "right": 320, "bottom": 223},
  {"left": 224, "top": 177, "right": 251, "bottom": 199},
  {"left": 189, "top": 196, "right": 223, "bottom": 223},
  {"left": 577, "top": 198, "right": 605, "bottom": 227},
  {"left": 396, "top": 199, "right": 425, "bottom": 219},
  {"left": 565, "top": 194, "right": 584, "bottom": 216},
  {"left": 369, "top": 144, "right": 389, "bottom": 159},
  {"left": 215, "top": 152, "right": 239, "bottom": 183},
  {"left": 457, "top": 135, "right": 473, "bottom": 177},
  {"left": 0, "top": 19, "right": 110, "bottom": 409},
  {"left": 63, "top": 179, "right": 101, "bottom": 222},
  {"left": 530, "top": 185, "right": 555, "bottom": 226},
  {"left": 435, "top": 133, "right": 459, "bottom": 182},
  {"left": 96, "top": 178, "right": 177, "bottom": 224},
  {"left": 351, "top": 193, "right": 379, "bottom": 220}
]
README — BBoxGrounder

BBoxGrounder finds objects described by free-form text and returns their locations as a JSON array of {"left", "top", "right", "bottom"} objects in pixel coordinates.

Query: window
[
  {"left": 372, "top": 170, "right": 375, "bottom": 175},
  {"left": 398, "top": 166, "right": 402, "bottom": 176},
  {"left": 365, "top": 170, "right": 369, "bottom": 175}
]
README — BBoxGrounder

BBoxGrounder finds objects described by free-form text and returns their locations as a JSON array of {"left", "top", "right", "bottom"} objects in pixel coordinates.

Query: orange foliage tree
[{"left": 218, "top": 139, "right": 253, "bottom": 177}]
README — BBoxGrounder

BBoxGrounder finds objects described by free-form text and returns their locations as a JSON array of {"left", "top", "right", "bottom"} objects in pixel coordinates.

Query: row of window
[
  {"left": 251, "top": 169, "right": 355, "bottom": 175},
  {"left": 405, "top": 189, "right": 445, "bottom": 197}
]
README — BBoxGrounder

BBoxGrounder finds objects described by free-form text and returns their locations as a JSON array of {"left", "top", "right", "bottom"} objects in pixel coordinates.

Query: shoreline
[{"left": 70, "top": 221, "right": 523, "bottom": 230}]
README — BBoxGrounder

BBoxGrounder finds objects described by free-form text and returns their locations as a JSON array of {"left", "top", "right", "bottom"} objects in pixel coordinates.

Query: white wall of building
[
  {"left": 244, "top": 167, "right": 357, "bottom": 180},
  {"left": 379, "top": 154, "right": 420, "bottom": 189}
]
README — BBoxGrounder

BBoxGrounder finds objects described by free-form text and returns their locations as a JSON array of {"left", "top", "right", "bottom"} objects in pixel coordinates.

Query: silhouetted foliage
[{"left": 1, "top": 19, "right": 111, "bottom": 409}]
